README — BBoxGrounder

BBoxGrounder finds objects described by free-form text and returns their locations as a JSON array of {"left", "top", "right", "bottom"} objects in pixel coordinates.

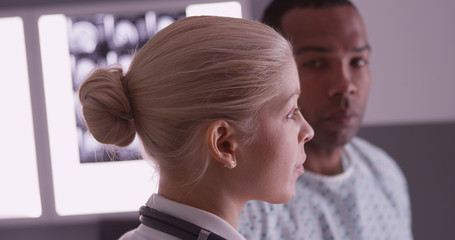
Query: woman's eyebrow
[{"left": 284, "top": 89, "right": 300, "bottom": 104}]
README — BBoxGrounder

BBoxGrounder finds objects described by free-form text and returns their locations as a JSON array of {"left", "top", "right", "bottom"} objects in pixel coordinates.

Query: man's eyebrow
[
  {"left": 352, "top": 44, "right": 371, "bottom": 52},
  {"left": 294, "top": 44, "right": 372, "bottom": 56},
  {"left": 295, "top": 46, "right": 331, "bottom": 56}
]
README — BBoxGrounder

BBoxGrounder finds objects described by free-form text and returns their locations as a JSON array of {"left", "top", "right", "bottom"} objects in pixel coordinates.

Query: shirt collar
[{"left": 146, "top": 193, "right": 246, "bottom": 240}]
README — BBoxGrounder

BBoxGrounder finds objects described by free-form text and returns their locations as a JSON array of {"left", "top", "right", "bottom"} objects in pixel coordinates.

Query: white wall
[{"left": 353, "top": 0, "right": 455, "bottom": 125}]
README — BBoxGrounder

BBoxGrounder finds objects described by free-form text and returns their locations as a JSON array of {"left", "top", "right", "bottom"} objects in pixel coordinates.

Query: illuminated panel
[
  {"left": 39, "top": 14, "right": 157, "bottom": 216},
  {"left": 0, "top": 17, "right": 41, "bottom": 219},
  {"left": 186, "top": 1, "right": 242, "bottom": 18},
  {"left": 38, "top": 1, "right": 243, "bottom": 216}
]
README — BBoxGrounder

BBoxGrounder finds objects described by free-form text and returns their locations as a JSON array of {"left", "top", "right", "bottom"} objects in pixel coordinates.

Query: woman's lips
[{"left": 297, "top": 155, "right": 306, "bottom": 174}]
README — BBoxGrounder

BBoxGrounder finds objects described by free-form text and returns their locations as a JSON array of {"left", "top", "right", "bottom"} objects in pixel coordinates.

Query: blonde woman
[{"left": 79, "top": 16, "right": 313, "bottom": 240}]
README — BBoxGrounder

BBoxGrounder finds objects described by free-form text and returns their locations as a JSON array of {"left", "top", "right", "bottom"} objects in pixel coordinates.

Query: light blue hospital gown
[{"left": 239, "top": 137, "right": 413, "bottom": 240}]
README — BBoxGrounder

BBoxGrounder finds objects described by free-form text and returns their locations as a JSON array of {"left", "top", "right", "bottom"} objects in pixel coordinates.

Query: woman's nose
[{"left": 298, "top": 115, "right": 314, "bottom": 144}]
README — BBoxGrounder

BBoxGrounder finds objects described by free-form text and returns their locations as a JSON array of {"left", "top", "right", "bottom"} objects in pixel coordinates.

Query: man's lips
[{"left": 323, "top": 110, "right": 358, "bottom": 125}]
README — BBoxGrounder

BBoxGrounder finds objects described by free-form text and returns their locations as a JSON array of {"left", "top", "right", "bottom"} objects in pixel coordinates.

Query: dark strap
[{"left": 139, "top": 206, "right": 227, "bottom": 240}]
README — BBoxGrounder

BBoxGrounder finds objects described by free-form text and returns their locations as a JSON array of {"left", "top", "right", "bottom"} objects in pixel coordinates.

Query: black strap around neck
[{"left": 139, "top": 206, "right": 227, "bottom": 240}]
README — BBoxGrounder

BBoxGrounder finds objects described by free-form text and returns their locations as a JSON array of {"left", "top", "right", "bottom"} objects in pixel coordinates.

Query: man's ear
[{"left": 206, "top": 120, "right": 237, "bottom": 169}]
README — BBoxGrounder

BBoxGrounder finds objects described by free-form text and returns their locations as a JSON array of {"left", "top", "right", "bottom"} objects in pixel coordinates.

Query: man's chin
[{"left": 308, "top": 128, "right": 358, "bottom": 150}]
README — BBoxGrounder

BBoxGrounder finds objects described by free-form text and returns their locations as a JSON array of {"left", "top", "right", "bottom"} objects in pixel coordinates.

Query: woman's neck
[{"left": 158, "top": 176, "right": 245, "bottom": 229}]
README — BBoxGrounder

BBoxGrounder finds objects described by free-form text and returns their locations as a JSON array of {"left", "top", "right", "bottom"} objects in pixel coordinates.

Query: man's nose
[{"left": 328, "top": 63, "right": 357, "bottom": 97}]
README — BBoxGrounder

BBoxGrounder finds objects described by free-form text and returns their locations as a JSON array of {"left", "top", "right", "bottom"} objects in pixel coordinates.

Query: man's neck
[{"left": 303, "top": 144, "right": 345, "bottom": 176}]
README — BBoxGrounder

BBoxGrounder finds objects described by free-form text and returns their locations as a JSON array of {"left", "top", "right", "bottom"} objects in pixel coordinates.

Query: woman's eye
[{"left": 286, "top": 107, "right": 301, "bottom": 120}]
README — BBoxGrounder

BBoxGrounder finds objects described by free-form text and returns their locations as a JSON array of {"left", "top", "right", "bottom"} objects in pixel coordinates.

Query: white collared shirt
[{"left": 120, "top": 194, "right": 246, "bottom": 240}]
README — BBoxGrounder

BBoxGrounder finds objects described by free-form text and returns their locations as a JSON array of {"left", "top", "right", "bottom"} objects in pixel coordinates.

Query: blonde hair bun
[{"left": 79, "top": 65, "right": 136, "bottom": 147}]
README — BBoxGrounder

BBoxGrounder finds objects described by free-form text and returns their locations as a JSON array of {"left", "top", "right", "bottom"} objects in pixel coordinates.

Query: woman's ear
[{"left": 206, "top": 120, "right": 237, "bottom": 169}]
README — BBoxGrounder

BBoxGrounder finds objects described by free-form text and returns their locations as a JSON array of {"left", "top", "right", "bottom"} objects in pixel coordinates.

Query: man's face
[{"left": 281, "top": 6, "right": 371, "bottom": 150}]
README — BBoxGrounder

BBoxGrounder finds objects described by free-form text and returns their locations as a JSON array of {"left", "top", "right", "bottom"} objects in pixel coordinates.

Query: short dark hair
[{"left": 262, "top": 0, "right": 357, "bottom": 32}]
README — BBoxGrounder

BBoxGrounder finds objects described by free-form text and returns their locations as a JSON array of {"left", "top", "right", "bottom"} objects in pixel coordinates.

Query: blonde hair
[{"left": 79, "top": 16, "right": 293, "bottom": 188}]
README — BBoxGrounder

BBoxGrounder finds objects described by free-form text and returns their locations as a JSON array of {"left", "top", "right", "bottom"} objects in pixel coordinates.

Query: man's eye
[
  {"left": 351, "top": 57, "right": 368, "bottom": 68},
  {"left": 286, "top": 107, "right": 301, "bottom": 119},
  {"left": 303, "top": 59, "right": 325, "bottom": 69}
]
